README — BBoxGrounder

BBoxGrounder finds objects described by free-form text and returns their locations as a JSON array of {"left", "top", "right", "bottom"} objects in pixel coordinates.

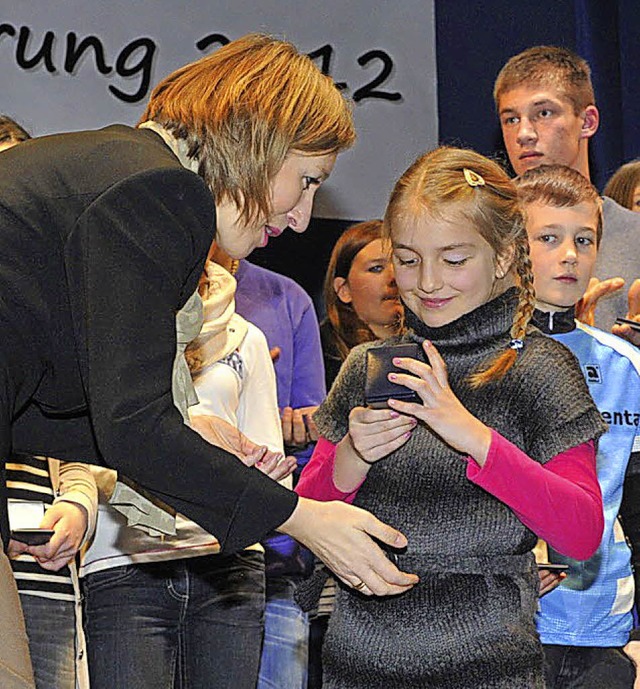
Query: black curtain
[{"left": 574, "top": 0, "right": 640, "bottom": 185}]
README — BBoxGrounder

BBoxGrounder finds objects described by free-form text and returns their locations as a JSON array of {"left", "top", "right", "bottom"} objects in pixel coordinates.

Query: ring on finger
[{"left": 353, "top": 579, "right": 367, "bottom": 591}]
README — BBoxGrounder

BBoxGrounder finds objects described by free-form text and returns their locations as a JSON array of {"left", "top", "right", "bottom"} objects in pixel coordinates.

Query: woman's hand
[
  {"left": 26, "top": 502, "right": 88, "bottom": 571},
  {"left": 278, "top": 497, "right": 419, "bottom": 596},
  {"left": 253, "top": 452, "right": 297, "bottom": 482},
  {"left": 386, "top": 340, "right": 492, "bottom": 464},
  {"left": 190, "top": 413, "right": 294, "bottom": 481}
]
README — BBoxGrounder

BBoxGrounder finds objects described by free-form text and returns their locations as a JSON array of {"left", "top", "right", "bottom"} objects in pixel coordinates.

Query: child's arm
[
  {"left": 26, "top": 459, "right": 98, "bottom": 571},
  {"left": 385, "top": 338, "right": 604, "bottom": 559},
  {"left": 332, "top": 406, "right": 417, "bottom": 492},
  {"left": 466, "top": 431, "right": 602, "bottom": 560},
  {"left": 296, "top": 404, "right": 417, "bottom": 500},
  {"left": 295, "top": 437, "right": 358, "bottom": 502},
  {"left": 55, "top": 460, "right": 98, "bottom": 543}
]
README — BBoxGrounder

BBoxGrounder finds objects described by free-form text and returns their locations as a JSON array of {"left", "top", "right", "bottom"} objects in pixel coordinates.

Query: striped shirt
[{"left": 7, "top": 453, "right": 74, "bottom": 600}]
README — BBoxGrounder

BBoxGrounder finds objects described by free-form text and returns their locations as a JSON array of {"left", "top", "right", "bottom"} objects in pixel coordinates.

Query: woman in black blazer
[{"left": 0, "top": 33, "right": 417, "bottom": 688}]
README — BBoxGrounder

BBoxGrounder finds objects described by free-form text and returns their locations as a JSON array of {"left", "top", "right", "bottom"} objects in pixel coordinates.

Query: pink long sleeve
[
  {"left": 295, "top": 437, "right": 362, "bottom": 503},
  {"left": 466, "top": 430, "right": 603, "bottom": 560}
]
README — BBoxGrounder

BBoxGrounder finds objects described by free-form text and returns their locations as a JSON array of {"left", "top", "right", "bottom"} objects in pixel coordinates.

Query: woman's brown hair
[
  {"left": 141, "top": 33, "right": 355, "bottom": 225},
  {"left": 384, "top": 146, "right": 535, "bottom": 388}
]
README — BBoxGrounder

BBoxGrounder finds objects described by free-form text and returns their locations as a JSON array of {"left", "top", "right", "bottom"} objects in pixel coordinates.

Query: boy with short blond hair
[
  {"left": 494, "top": 45, "right": 595, "bottom": 118},
  {"left": 516, "top": 163, "right": 640, "bottom": 688}
]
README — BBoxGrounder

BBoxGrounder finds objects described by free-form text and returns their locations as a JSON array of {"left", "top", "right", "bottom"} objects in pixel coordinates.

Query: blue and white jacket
[{"left": 533, "top": 308, "right": 640, "bottom": 647}]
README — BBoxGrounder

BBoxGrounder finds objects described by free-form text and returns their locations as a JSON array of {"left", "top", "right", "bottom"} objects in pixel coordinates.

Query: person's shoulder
[
  {"left": 515, "top": 329, "right": 584, "bottom": 379},
  {"left": 343, "top": 335, "right": 407, "bottom": 369},
  {"left": 602, "top": 195, "right": 640, "bottom": 227},
  {"left": 94, "top": 126, "right": 198, "bottom": 182},
  {"left": 512, "top": 331, "right": 607, "bottom": 444},
  {"left": 339, "top": 340, "right": 367, "bottom": 368},
  {"left": 239, "top": 261, "right": 312, "bottom": 300},
  {"left": 41, "top": 124, "right": 179, "bottom": 168},
  {"left": 44, "top": 125, "right": 204, "bottom": 202},
  {"left": 575, "top": 322, "right": 640, "bottom": 376},
  {"left": 0, "top": 124, "right": 178, "bottom": 196},
  {"left": 523, "top": 328, "right": 575, "bottom": 356},
  {"left": 243, "top": 319, "right": 270, "bottom": 351}
]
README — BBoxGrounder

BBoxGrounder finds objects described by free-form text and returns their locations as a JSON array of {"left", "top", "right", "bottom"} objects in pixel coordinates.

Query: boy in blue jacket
[{"left": 517, "top": 164, "right": 640, "bottom": 688}]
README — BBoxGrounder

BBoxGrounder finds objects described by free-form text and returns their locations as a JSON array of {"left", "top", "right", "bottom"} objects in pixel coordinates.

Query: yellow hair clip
[{"left": 463, "top": 168, "right": 485, "bottom": 187}]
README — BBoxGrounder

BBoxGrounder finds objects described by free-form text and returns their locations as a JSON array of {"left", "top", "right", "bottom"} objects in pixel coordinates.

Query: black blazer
[{"left": 0, "top": 125, "right": 297, "bottom": 550}]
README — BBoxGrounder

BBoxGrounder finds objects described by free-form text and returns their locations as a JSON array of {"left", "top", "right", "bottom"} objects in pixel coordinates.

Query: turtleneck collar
[
  {"left": 530, "top": 306, "right": 576, "bottom": 335},
  {"left": 403, "top": 287, "right": 519, "bottom": 351}
]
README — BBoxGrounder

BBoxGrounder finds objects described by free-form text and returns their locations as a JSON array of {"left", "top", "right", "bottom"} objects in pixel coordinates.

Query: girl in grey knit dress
[{"left": 296, "top": 147, "right": 606, "bottom": 688}]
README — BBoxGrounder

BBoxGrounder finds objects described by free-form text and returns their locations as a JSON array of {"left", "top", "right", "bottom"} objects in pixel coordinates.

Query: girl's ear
[
  {"left": 334, "top": 277, "right": 352, "bottom": 304},
  {"left": 495, "top": 245, "right": 516, "bottom": 280}
]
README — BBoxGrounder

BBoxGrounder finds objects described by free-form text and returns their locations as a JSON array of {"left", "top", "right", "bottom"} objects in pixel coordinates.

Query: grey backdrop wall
[{"left": 0, "top": 0, "right": 437, "bottom": 221}]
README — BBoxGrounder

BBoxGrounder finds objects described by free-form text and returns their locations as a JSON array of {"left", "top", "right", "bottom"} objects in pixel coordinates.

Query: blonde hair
[
  {"left": 604, "top": 159, "right": 640, "bottom": 212},
  {"left": 324, "top": 220, "right": 402, "bottom": 360},
  {"left": 494, "top": 45, "right": 595, "bottom": 114},
  {"left": 384, "top": 146, "right": 535, "bottom": 388},
  {"left": 141, "top": 33, "right": 356, "bottom": 224},
  {"left": 516, "top": 164, "right": 603, "bottom": 245}
]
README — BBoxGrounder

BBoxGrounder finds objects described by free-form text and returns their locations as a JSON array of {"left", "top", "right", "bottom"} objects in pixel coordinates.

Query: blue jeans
[
  {"left": 19, "top": 594, "right": 75, "bottom": 689},
  {"left": 257, "top": 576, "right": 308, "bottom": 689},
  {"left": 83, "top": 551, "right": 265, "bottom": 689},
  {"left": 543, "top": 645, "right": 635, "bottom": 688}
]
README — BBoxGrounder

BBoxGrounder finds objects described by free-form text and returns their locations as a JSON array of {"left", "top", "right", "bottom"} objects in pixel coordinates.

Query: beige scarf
[{"left": 186, "top": 261, "right": 248, "bottom": 375}]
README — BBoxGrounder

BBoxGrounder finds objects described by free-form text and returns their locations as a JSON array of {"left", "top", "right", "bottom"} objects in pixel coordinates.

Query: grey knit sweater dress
[{"left": 313, "top": 289, "right": 606, "bottom": 689}]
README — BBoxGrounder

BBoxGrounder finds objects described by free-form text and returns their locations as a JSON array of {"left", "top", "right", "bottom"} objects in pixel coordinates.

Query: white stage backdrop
[{"left": 0, "top": 1, "right": 437, "bottom": 220}]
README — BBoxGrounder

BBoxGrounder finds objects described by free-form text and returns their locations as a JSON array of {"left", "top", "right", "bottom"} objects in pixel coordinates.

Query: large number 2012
[
  {"left": 307, "top": 44, "right": 400, "bottom": 102},
  {"left": 196, "top": 35, "right": 401, "bottom": 104}
]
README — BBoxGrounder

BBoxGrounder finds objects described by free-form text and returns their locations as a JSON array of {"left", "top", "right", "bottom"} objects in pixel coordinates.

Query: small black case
[
  {"left": 364, "top": 342, "right": 424, "bottom": 409},
  {"left": 10, "top": 529, "right": 55, "bottom": 546}
]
